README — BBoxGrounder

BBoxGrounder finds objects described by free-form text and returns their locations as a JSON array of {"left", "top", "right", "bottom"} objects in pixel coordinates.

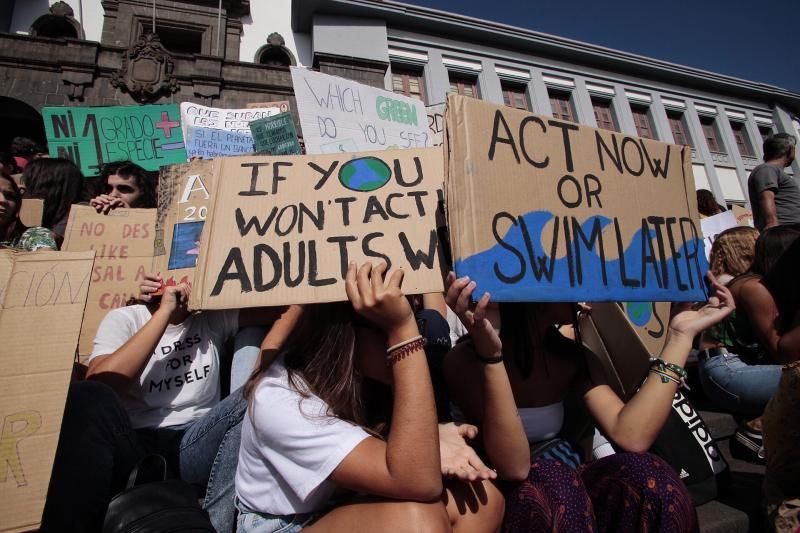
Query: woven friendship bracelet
[{"left": 386, "top": 337, "right": 427, "bottom": 366}]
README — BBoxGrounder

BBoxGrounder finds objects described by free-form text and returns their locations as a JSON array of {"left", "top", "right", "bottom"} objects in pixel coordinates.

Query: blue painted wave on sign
[{"left": 453, "top": 210, "right": 708, "bottom": 302}]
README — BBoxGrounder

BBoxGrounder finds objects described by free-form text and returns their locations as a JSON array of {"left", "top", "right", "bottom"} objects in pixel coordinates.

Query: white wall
[
  {"left": 240, "top": 0, "right": 311, "bottom": 66},
  {"left": 11, "top": 0, "right": 104, "bottom": 42}
]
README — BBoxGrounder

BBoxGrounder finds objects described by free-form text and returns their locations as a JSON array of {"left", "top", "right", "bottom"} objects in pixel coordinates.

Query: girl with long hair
[
  {"left": 22, "top": 157, "right": 83, "bottom": 245},
  {"left": 444, "top": 271, "right": 735, "bottom": 532},
  {"left": 236, "top": 262, "right": 506, "bottom": 532}
]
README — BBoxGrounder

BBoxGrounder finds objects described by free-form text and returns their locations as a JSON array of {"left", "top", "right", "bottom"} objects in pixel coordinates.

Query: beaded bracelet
[
  {"left": 386, "top": 337, "right": 427, "bottom": 366},
  {"left": 649, "top": 368, "right": 681, "bottom": 385},
  {"left": 387, "top": 335, "right": 423, "bottom": 354},
  {"left": 649, "top": 357, "right": 688, "bottom": 379}
]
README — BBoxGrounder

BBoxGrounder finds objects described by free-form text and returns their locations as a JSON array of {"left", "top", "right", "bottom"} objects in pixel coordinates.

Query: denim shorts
[{"left": 236, "top": 501, "right": 318, "bottom": 533}]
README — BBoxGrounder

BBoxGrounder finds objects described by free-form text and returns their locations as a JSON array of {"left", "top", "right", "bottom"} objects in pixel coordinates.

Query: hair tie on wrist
[{"left": 476, "top": 353, "right": 504, "bottom": 364}]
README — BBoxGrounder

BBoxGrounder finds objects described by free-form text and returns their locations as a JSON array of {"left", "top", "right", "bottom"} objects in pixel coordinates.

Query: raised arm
[
  {"left": 86, "top": 284, "right": 190, "bottom": 392},
  {"left": 442, "top": 272, "right": 530, "bottom": 482},
  {"left": 584, "top": 274, "right": 735, "bottom": 452},
  {"left": 330, "top": 262, "right": 442, "bottom": 501}
]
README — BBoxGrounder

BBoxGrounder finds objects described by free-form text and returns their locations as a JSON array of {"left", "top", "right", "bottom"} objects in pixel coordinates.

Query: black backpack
[{"left": 103, "top": 455, "right": 215, "bottom": 533}]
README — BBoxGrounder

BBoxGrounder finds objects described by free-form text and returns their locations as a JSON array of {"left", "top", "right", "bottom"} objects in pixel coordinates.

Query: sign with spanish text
[
  {"left": 0, "top": 250, "right": 94, "bottom": 533},
  {"left": 180, "top": 103, "right": 283, "bottom": 159},
  {"left": 43, "top": 104, "right": 187, "bottom": 176},
  {"left": 290, "top": 67, "right": 432, "bottom": 154},
  {"left": 189, "top": 148, "right": 444, "bottom": 310},
  {"left": 250, "top": 112, "right": 301, "bottom": 155},
  {"left": 62, "top": 206, "right": 156, "bottom": 357},
  {"left": 445, "top": 95, "right": 708, "bottom": 302}
]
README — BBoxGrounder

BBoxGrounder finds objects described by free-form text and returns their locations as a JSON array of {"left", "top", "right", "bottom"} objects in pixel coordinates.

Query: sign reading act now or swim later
[
  {"left": 43, "top": 104, "right": 187, "bottom": 176},
  {"left": 189, "top": 148, "right": 444, "bottom": 309},
  {"left": 445, "top": 95, "right": 708, "bottom": 302}
]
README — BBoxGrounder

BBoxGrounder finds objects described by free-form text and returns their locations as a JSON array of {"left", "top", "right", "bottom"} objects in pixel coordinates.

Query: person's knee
[
  {"left": 447, "top": 480, "right": 504, "bottom": 533},
  {"left": 402, "top": 501, "right": 451, "bottom": 533}
]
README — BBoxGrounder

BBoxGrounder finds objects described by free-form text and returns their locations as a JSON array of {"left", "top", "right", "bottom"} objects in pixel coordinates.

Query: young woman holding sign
[
  {"left": 444, "top": 271, "right": 735, "bottom": 532},
  {"left": 235, "top": 262, "right": 507, "bottom": 532}
]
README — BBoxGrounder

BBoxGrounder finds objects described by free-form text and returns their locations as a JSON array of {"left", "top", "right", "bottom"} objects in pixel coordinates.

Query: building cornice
[{"left": 292, "top": 0, "right": 800, "bottom": 112}]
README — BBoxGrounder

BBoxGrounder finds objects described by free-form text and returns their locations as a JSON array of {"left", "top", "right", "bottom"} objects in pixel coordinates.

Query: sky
[{"left": 404, "top": 0, "right": 800, "bottom": 93}]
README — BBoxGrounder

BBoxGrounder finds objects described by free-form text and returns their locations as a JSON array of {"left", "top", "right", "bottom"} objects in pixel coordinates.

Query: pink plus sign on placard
[{"left": 156, "top": 111, "right": 181, "bottom": 138}]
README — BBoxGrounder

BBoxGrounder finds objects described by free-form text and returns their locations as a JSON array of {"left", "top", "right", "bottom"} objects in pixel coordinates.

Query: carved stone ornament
[{"left": 111, "top": 32, "right": 179, "bottom": 103}]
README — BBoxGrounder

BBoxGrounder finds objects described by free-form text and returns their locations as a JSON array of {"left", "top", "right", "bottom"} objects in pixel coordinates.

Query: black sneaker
[{"left": 729, "top": 428, "right": 766, "bottom": 465}]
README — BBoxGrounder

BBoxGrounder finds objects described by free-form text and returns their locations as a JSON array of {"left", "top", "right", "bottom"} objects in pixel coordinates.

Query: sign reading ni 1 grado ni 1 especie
[
  {"left": 445, "top": 95, "right": 708, "bottom": 303},
  {"left": 42, "top": 104, "right": 187, "bottom": 176}
]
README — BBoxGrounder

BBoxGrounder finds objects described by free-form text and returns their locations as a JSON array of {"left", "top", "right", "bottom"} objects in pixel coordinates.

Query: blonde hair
[{"left": 709, "top": 226, "right": 759, "bottom": 277}]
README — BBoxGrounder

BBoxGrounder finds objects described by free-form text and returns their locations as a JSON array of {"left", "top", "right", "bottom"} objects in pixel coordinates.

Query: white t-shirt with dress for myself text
[{"left": 89, "top": 305, "right": 238, "bottom": 429}]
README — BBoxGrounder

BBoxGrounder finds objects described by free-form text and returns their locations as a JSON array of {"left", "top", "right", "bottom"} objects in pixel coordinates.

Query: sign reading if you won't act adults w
[
  {"left": 445, "top": 95, "right": 708, "bottom": 302},
  {"left": 189, "top": 148, "right": 444, "bottom": 310}
]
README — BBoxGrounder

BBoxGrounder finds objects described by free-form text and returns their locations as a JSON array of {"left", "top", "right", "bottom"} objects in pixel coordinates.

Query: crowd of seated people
[{"left": 1, "top": 135, "right": 798, "bottom": 533}]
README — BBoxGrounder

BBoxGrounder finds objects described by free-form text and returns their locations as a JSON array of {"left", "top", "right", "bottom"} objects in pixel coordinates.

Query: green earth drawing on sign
[
  {"left": 339, "top": 157, "right": 392, "bottom": 192},
  {"left": 625, "top": 301, "right": 651, "bottom": 327}
]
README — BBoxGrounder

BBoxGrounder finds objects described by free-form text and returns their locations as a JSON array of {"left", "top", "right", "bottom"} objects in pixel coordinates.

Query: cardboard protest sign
[
  {"left": 732, "top": 205, "right": 754, "bottom": 227},
  {"left": 153, "top": 159, "right": 218, "bottom": 287},
  {"left": 427, "top": 103, "right": 446, "bottom": 147},
  {"left": 0, "top": 250, "right": 94, "bottom": 533},
  {"left": 290, "top": 67, "right": 432, "bottom": 154},
  {"left": 445, "top": 95, "right": 708, "bottom": 302},
  {"left": 247, "top": 100, "right": 291, "bottom": 112},
  {"left": 250, "top": 112, "right": 301, "bottom": 155},
  {"left": 19, "top": 198, "right": 44, "bottom": 228},
  {"left": 180, "top": 103, "right": 283, "bottom": 159},
  {"left": 62, "top": 205, "right": 156, "bottom": 357},
  {"left": 621, "top": 301, "right": 671, "bottom": 355},
  {"left": 43, "top": 104, "right": 187, "bottom": 176},
  {"left": 700, "top": 210, "right": 738, "bottom": 261},
  {"left": 189, "top": 148, "right": 444, "bottom": 310}
]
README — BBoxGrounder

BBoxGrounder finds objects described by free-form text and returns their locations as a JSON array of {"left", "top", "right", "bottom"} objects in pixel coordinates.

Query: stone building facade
[{"left": 2, "top": 0, "right": 799, "bottom": 206}]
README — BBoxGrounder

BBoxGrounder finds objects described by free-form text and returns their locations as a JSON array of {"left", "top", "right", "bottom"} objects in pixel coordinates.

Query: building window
[
  {"left": 141, "top": 23, "right": 204, "bottom": 55},
  {"left": 392, "top": 67, "right": 426, "bottom": 103},
  {"left": 30, "top": 3, "right": 83, "bottom": 39},
  {"left": 256, "top": 33, "right": 296, "bottom": 67},
  {"left": 448, "top": 75, "right": 480, "bottom": 99},
  {"left": 502, "top": 83, "right": 529, "bottom": 111},
  {"left": 548, "top": 91, "right": 576, "bottom": 122},
  {"left": 667, "top": 112, "right": 692, "bottom": 147},
  {"left": 631, "top": 106, "right": 655, "bottom": 139},
  {"left": 730, "top": 122, "right": 754, "bottom": 157},
  {"left": 700, "top": 117, "right": 724, "bottom": 154},
  {"left": 759, "top": 125, "right": 773, "bottom": 143},
  {"left": 592, "top": 98, "right": 618, "bottom": 131}
]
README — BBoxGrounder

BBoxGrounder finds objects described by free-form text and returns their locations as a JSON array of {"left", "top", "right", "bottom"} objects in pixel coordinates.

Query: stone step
[{"left": 695, "top": 411, "right": 766, "bottom": 533}]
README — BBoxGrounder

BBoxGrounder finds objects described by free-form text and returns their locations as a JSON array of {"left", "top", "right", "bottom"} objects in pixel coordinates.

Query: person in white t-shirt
[
  {"left": 41, "top": 283, "right": 301, "bottom": 533},
  {"left": 236, "top": 262, "right": 505, "bottom": 532}
]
